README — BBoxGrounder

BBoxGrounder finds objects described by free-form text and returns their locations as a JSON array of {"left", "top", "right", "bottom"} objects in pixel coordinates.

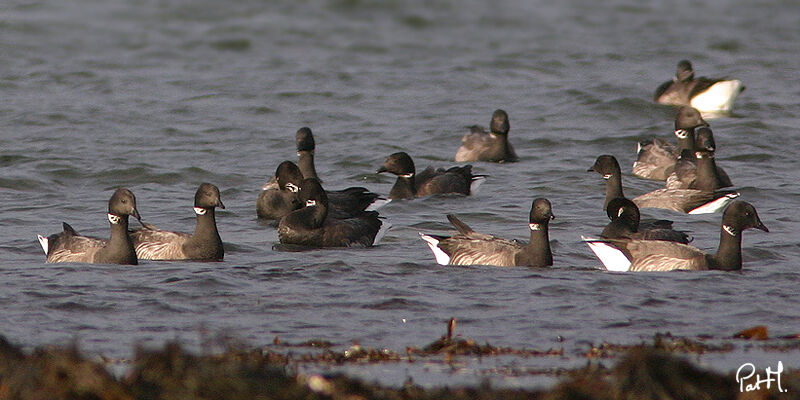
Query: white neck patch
[
  {"left": 617, "top": 208, "right": 625, "bottom": 218},
  {"left": 695, "top": 152, "right": 714, "bottom": 159},
  {"left": 107, "top": 213, "right": 121, "bottom": 224},
  {"left": 602, "top": 174, "right": 612, "bottom": 180},
  {"left": 674, "top": 129, "right": 689, "bottom": 139},
  {"left": 399, "top": 173, "right": 414, "bottom": 178},
  {"left": 529, "top": 223, "right": 542, "bottom": 231},
  {"left": 285, "top": 183, "right": 300, "bottom": 193},
  {"left": 194, "top": 207, "right": 208, "bottom": 215},
  {"left": 306, "top": 199, "right": 317, "bottom": 207},
  {"left": 723, "top": 224, "right": 737, "bottom": 236}
]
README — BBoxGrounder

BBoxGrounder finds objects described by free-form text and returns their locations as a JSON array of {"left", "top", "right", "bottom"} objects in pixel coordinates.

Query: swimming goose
[
  {"left": 602, "top": 198, "right": 691, "bottom": 244},
  {"left": 130, "top": 183, "right": 225, "bottom": 261},
  {"left": 589, "top": 155, "right": 739, "bottom": 214},
  {"left": 654, "top": 60, "right": 744, "bottom": 114},
  {"left": 258, "top": 160, "right": 384, "bottom": 220},
  {"left": 454, "top": 109, "right": 519, "bottom": 163},
  {"left": 632, "top": 106, "right": 708, "bottom": 181},
  {"left": 583, "top": 201, "right": 767, "bottom": 272},
  {"left": 377, "top": 152, "right": 485, "bottom": 200},
  {"left": 260, "top": 128, "right": 388, "bottom": 215},
  {"left": 37, "top": 188, "right": 141, "bottom": 264},
  {"left": 664, "top": 127, "right": 732, "bottom": 190},
  {"left": 278, "top": 178, "right": 390, "bottom": 248},
  {"left": 419, "top": 198, "right": 554, "bottom": 267}
]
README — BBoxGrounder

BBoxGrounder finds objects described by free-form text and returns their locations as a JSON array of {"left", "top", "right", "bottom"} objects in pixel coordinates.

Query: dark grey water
[{"left": 2, "top": 0, "right": 799, "bottom": 388}]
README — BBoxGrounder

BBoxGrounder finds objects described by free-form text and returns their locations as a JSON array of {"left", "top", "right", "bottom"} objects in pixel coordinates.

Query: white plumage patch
[
  {"left": 107, "top": 213, "right": 121, "bottom": 224},
  {"left": 581, "top": 236, "right": 631, "bottom": 272},
  {"left": 193, "top": 207, "right": 207, "bottom": 215},
  {"left": 373, "top": 219, "right": 392, "bottom": 246},
  {"left": 470, "top": 176, "right": 487, "bottom": 194},
  {"left": 37, "top": 235, "right": 49, "bottom": 255},
  {"left": 691, "top": 80, "right": 743, "bottom": 113},
  {"left": 688, "top": 193, "right": 739, "bottom": 214},
  {"left": 305, "top": 199, "right": 316, "bottom": 207},
  {"left": 365, "top": 198, "right": 391, "bottom": 212},
  {"left": 419, "top": 233, "right": 451, "bottom": 265}
]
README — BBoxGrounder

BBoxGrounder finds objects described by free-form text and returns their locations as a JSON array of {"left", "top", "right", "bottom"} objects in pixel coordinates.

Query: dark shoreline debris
[{"left": 1, "top": 321, "right": 799, "bottom": 399}]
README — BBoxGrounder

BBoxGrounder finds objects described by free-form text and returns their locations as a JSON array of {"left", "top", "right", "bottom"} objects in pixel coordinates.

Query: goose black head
[
  {"left": 194, "top": 183, "right": 224, "bottom": 209},
  {"left": 723, "top": 201, "right": 769, "bottom": 235},
  {"left": 298, "top": 178, "right": 329, "bottom": 210},
  {"left": 490, "top": 109, "right": 510, "bottom": 135},
  {"left": 694, "top": 127, "right": 716, "bottom": 153},
  {"left": 275, "top": 161, "right": 304, "bottom": 193},
  {"left": 377, "top": 152, "right": 416, "bottom": 177},
  {"left": 109, "top": 188, "right": 141, "bottom": 221},
  {"left": 606, "top": 197, "right": 640, "bottom": 227},
  {"left": 675, "top": 106, "right": 708, "bottom": 130},
  {"left": 296, "top": 127, "right": 315, "bottom": 153},
  {"left": 675, "top": 59, "right": 694, "bottom": 82},
  {"left": 529, "top": 198, "right": 554, "bottom": 228},
  {"left": 588, "top": 155, "right": 621, "bottom": 179}
]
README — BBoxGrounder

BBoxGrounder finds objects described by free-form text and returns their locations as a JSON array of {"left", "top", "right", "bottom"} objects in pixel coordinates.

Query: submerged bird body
[
  {"left": 455, "top": 109, "right": 518, "bottom": 163},
  {"left": 419, "top": 198, "right": 554, "bottom": 267},
  {"left": 378, "top": 152, "right": 485, "bottom": 200},
  {"left": 38, "top": 188, "right": 141, "bottom": 265},
  {"left": 131, "top": 183, "right": 225, "bottom": 261}
]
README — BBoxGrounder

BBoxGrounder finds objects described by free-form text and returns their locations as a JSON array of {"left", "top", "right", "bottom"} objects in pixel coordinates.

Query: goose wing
[
  {"left": 130, "top": 227, "right": 190, "bottom": 260},
  {"left": 45, "top": 224, "right": 106, "bottom": 263},
  {"left": 633, "top": 189, "right": 736, "bottom": 214},
  {"left": 417, "top": 167, "right": 471, "bottom": 196},
  {"left": 327, "top": 187, "right": 380, "bottom": 217},
  {"left": 437, "top": 234, "right": 522, "bottom": 267},
  {"left": 322, "top": 212, "right": 383, "bottom": 247},
  {"left": 626, "top": 240, "right": 707, "bottom": 271},
  {"left": 632, "top": 138, "right": 677, "bottom": 180},
  {"left": 689, "top": 77, "right": 725, "bottom": 99},
  {"left": 654, "top": 79, "right": 675, "bottom": 102},
  {"left": 455, "top": 127, "right": 491, "bottom": 162}
]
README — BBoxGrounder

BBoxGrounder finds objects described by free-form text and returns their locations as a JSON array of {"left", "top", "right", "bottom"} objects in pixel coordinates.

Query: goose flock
[{"left": 37, "top": 60, "right": 765, "bottom": 272}]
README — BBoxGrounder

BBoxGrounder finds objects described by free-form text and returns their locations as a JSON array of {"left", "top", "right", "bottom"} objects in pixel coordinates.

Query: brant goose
[
  {"left": 257, "top": 161, "right": 304, "bottom": 220},
  {"left": 583, "top": 201, "right": 767, "bottom": 272},
  {"left": 602, "top": 197, "right": 691, "bottom": 244},
  {"left": 632, "top": 106, "right": 708, "bottom": 181},
  {"left": 377, "top": 152, "right": 485, "bottom": 200},
  {"left": 278, "top": 178, "right": 390, "bottom": 248},
  {"left": 130, "top": 183, "right": 225, "bottom": 261},
  {"left": 419, "top": 198, "right": 554, "bottom": 267},
  {"left": 665, "top": 127, "right": 732, "bottom": 190},
  {"left": 654, "top": 60, "right": 744, "bottom": 114},
  {"left": 589, "top": 155, "right": 739, "bottom": 214},
  {"left": 454, "top": 109, "right": 518, "bottom": 163},
  {"left": 37, "top": 188, "right": 141, "bottom": 264},
  {"left": 260, "top": 128, "right": 388, "bottom": 216},
  {"left": 258, "top": 160, "right": 384, "bottom": 220}
]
